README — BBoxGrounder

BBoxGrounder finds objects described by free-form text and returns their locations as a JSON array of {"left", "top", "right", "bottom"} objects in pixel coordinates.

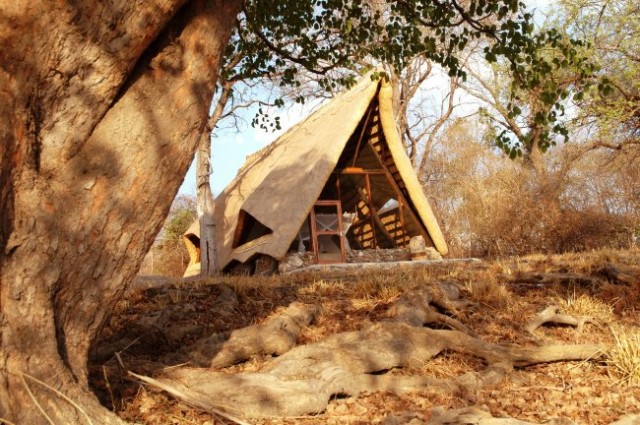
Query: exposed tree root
[
  {"left": 600, "top": 263, "right": 638, "bottom": 286},
  {"left": 609, "top": 414, "right": 640, "bottom": 425},
  {"left": 129, "top": 286, "right": 603, "bottom": 419},
  {"left": 135, "top": 318, "right": 602, "bottom": 418},
  {"left": 388, "top": 286, "right": 475, "bottom": 335},
  {"left": 385, "top": 406, "right": 573, "bottom": 425},
  {"left": 167, "top": 302, "right": 320, "bottom": 368},
  {"left": 384, "top": 408, "right": 640, "bottom": 425},
  {"left": 428, "top": 406, "right": 558, "bottom": 424},
  {"left": 502, "top": 272, "right": 598, "bottom": 287},
  {"left": 525, "top": 305, "right": 597, "bottom": 335}
]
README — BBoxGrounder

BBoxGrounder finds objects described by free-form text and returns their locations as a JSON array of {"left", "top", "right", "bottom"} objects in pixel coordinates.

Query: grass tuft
[
  {"left": 465, "top": 274, "right": 512, "bottom": 309},
  {"left": 299, "top": 279, "right": 346, "bottom": 298},
  {"left": 555, "top": 291, "right": 614, "bottom": 322},
  {"left": 606, "top": 325, "right": 640, "bottom": 386}
]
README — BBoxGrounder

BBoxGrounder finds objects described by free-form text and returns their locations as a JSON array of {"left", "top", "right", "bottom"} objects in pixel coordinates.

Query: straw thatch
[
  {"left": 182, "top": 219, "right": 201, "bottom": 277},
  {"left": 183, "top": 74, "right": 447, "bottom": 274}
]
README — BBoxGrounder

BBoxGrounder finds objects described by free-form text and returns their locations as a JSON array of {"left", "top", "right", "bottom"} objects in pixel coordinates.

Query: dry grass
[
  {"left": 599, "top": 282, "right": 640, "bottom": 316},
  {"left": 555, "top": 291, "right": 614, "bottom": 322},
  {"left": 299, "top": 279, "right": 347, "bottom": 298},
  {"left": 346, "top": 271, "right": 407, "bottom": 301},
  {"left": 464, "top": 274, "right": 513, "bottom": 310},
  {"left": 409, "top": 352, "right": 483, "bottom": 379},
  {"left": 219, "top": 275, "right": 279, "bottom": 296},
  {"left": 100, "top": 248, "right": 640, "bottom": 424},
  {"left": 606, "top": 325, "right": 640, "bottom": 386}
]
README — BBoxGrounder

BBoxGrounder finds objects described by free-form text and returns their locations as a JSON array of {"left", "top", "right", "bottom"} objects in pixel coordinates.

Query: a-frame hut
[{"left": 183, "top": 74, "right": 447, "bottom": 275}]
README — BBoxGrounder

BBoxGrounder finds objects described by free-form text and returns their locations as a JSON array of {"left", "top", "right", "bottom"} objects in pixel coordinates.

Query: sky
[
  {"left": 177, "top": 0, "right": 552, "bottom": 199},
  {"left": 178, "top": 100, "right": 317, "bottom": 197}
]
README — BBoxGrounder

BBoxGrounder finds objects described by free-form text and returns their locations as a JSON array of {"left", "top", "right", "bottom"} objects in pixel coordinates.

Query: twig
[
  {"left": 119, "top": 335, "right": 142, "bottom": 353},
  {"left": 102, "top": 365, "right": 116, "bottom": 412},
  {"left": 114, "top": 351, "right": 125, "bottom": 369},
  {"left": 20, "top": 374, "right": 55, "bottom": 425},
  {"left": 21, "top": 372, "right": 95, "bottom": 425}
]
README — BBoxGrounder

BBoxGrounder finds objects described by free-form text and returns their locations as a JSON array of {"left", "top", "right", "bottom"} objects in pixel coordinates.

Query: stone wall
[
  {"left": 347, "top": 248, "right": 411, "bottom": 263},
  {"left": 279, "top": 247, "right": 442, "bottom": 273}
]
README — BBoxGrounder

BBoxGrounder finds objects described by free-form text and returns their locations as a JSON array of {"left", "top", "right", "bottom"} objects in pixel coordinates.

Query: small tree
[
  {"left": 159, "top": 195, "right": 197, "bottom": 275},
  {"left": 461, "top": 33, "right": 597, "bottom": 175},
  {"left": 560, "top": 0, "right": 639, "bottom": 152}
]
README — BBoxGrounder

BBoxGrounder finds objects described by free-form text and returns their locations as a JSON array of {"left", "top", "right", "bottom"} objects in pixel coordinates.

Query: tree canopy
[
  {"left": 234, "top": 1, "right": 595, "bottom": 96},
  {"left": 206, "top": 0, "right": 606, "bottom": 166}
]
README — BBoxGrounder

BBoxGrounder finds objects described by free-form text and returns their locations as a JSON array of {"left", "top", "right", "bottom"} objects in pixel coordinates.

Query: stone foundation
[
  {"left": 347, "top": 248, "right": 411, "bottom": 263},
  {"left": 278, "top": 252, "right": 316, "bottom": 273},
  {"left": 279, "top": 247, "right": 442, "bottom": 273}
]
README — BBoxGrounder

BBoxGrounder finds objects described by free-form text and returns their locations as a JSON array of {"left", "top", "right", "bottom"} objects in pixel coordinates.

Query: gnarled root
[
  {"left": 385, "top": 406, "right": 575, "bottom": 425},
  {"left": 525, "top": 305, "right": 597, "bottom": 335},
  {"left": 167, "top": 302, "right": 320, "bottom": 368},
  {"left": 388, "top": 286, "right": 476, "bottom": 336},
  {"left": 135, "top": 321, "right": 602, "bottom": 418},
  {"left": 384, "top": 408, "right": 640, "bottom": 425}
]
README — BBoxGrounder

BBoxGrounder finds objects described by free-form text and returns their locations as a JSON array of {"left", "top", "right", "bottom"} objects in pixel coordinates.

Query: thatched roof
[{"left": 186, "top": 74, "right": 448, "bottom": 272}]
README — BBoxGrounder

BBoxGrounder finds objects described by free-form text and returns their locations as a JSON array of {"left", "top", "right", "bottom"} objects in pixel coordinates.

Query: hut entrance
[
  {"left": 310, "top": 201, "right": 347, "bottom": 263},
  {"left": 334, "top": 169, "right": 415, "bottom": 250}
]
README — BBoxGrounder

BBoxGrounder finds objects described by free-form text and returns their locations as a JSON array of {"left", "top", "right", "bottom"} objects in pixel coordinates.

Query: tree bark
[
  {"left": 0, "top": 1, "right": 239, "bottom": 423},
  {"left": 197, "top": 80, "right": 233, "bottom": 277},
  {"left": 197, "top": 133, "right": 218, "bottom": 277}
]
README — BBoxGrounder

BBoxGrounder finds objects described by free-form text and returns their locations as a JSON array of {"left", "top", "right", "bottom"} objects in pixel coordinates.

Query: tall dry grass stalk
[
  {"left": 555, "top": 291, "right": 614, "bottom": 322},
  {"left": 606, "top": 325, "right": 640, "bottom": 386}
]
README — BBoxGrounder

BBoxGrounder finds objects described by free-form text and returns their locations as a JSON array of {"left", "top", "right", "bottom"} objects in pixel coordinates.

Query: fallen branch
[{"left": 600, "top": 263, "right": 638, "bottom": 286}]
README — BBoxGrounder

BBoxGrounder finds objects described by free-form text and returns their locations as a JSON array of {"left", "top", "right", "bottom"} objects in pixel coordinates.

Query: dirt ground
[{"left": 90, "top": 249, "right": 640, "bottom": 424}]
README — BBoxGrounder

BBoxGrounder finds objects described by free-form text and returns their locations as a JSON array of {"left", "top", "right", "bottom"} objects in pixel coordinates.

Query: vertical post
[
  {"left": 310, "top": 207, "right": 319, "bottom": 264},
  {"left": 365, "top": 173, "right": 377, "bottom": 248},
  {"left": 336, "top": 200, "right": 346, "bottom": 262}
]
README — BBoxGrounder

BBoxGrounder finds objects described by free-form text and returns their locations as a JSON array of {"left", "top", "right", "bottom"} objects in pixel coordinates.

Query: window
[{"left": 232, "top": 210, "right": 272, "bottom": 248}]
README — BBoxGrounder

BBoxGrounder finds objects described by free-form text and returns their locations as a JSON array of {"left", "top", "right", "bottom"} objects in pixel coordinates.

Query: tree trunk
[
  {"left": 197, "top": 80, "right": 233, "bottom": 277},
  {"left": 527, "top": 138, "right": 546, "bottom": 177},
  {"left": 0, "top": 1, "right": 239, "bottom": 423},
  {"left": 197, "top": 133, "right": 218, "bottom": 277}
]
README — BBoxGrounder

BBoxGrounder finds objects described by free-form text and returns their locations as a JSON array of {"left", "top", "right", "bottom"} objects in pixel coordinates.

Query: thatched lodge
[{"left": 183, "top": 73, "right": 447, "bottom": 276}]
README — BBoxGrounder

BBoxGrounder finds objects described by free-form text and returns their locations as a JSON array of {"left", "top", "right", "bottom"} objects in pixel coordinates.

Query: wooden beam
[
  {"left": 356, "top": 186, "right": 397, "bottom": 248},
  {"left": 351, "top": 100, "right": 377, "bottom": 167},
  {"left": 368, "top": 136, "right": 432, "bottom": 246}
]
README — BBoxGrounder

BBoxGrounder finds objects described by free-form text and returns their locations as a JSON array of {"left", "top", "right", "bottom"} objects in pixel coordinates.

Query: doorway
[{"left": 310, "top": 200, "right": 346, "bottom": 263}]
